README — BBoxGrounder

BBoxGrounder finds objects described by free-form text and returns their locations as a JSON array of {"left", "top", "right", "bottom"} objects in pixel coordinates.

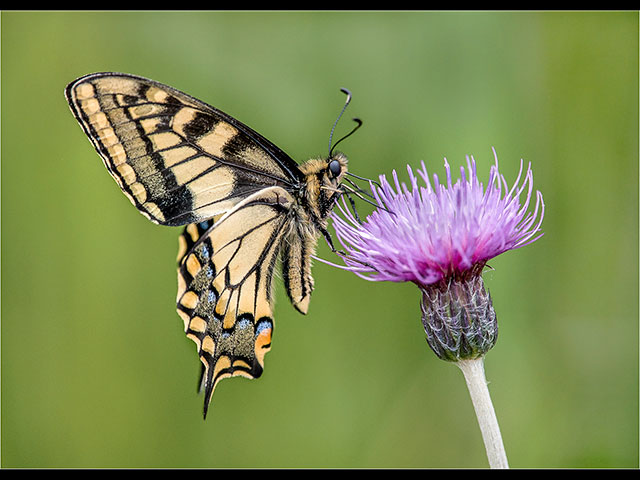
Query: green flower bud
[{"left": 420, "top": 275, "right": 498, "bottom": 362}]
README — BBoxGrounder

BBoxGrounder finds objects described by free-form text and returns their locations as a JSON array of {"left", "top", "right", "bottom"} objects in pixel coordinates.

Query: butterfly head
[
  {"left": 296, "top": 152, "right": 347, "bottom": 222},
  {"left": 327, "top": 151, "right": 348, "bottom": 183},
  {"left": 323, "top": 152, "right": 349, "bottom": 209},
  {"left": 322, "top": 152, "right": 349, "bottom": 214}
]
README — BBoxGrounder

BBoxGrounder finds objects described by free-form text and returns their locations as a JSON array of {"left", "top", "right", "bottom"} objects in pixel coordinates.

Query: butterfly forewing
[{"left": 65, "top": 72, "right": 303, "bottom": 226}]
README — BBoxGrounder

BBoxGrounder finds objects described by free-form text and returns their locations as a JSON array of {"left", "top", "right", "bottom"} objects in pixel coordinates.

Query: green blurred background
[{"left": 1, "top": 11, "right": 637, "bottom": 468}]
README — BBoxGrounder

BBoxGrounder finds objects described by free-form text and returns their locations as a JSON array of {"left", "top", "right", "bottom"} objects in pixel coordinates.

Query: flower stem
[{"left": 456, "top": 357, "right": 509, "bottom": 469}]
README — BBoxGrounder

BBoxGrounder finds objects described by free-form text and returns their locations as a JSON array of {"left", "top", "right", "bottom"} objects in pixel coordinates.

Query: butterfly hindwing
[
  {"left": 65, "top": 72, "right": 304, "bottom": 226},
  {"left": 176, "top": 187, "right": 297, "bottom": 416}
]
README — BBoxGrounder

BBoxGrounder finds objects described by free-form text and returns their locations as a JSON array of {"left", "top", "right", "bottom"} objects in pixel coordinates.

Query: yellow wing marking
[{"left": 197, "top": 121, "right": 238, "bottom": 158}]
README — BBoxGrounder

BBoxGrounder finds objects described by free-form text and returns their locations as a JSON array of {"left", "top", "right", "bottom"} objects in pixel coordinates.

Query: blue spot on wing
[
  {"left": 236, "top": 318, "right": 251, "bottom": 330},
  {"left": 255, "top": 319, "right": 272, "bottom": 337}
]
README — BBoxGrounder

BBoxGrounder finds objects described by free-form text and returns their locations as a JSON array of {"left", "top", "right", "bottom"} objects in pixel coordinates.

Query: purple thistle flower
[
  {"left": 330, "top": 149, "right": 544, "bottom": 361},
  {"left": 328, "top": 148, "right": 543, "bottom": 467},
  {"left": 331, "top": 148, "right": 544, "bottom": 287}
]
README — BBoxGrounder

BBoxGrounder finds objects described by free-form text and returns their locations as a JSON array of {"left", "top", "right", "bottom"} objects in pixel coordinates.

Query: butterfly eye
[{"left": 328, "top": 159, "right": 342, "bottom": 177}]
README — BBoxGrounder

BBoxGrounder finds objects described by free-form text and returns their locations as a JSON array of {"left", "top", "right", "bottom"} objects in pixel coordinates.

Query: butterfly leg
[
  {"left": 345, "top": 192, "right": 363, "bottom": 224},
  {"left": 319, "top": 225, "right": 347, "bottom": 257}
]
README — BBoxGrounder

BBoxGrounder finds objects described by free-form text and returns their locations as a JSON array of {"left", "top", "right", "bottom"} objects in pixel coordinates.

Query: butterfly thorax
[{"left": 297, "top": 152, "right": 348, "bottom": 229}]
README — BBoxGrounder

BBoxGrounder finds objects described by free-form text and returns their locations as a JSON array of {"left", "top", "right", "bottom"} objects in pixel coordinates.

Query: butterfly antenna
[
  {"left": 328, "top": 88, "right": 362, "bottom": 157},
  {"left": 328, "top": 88, "right": 351, "bottom": 154},
  {"left": 331, "top": 118, "right": 363, "bottom": 157}
]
